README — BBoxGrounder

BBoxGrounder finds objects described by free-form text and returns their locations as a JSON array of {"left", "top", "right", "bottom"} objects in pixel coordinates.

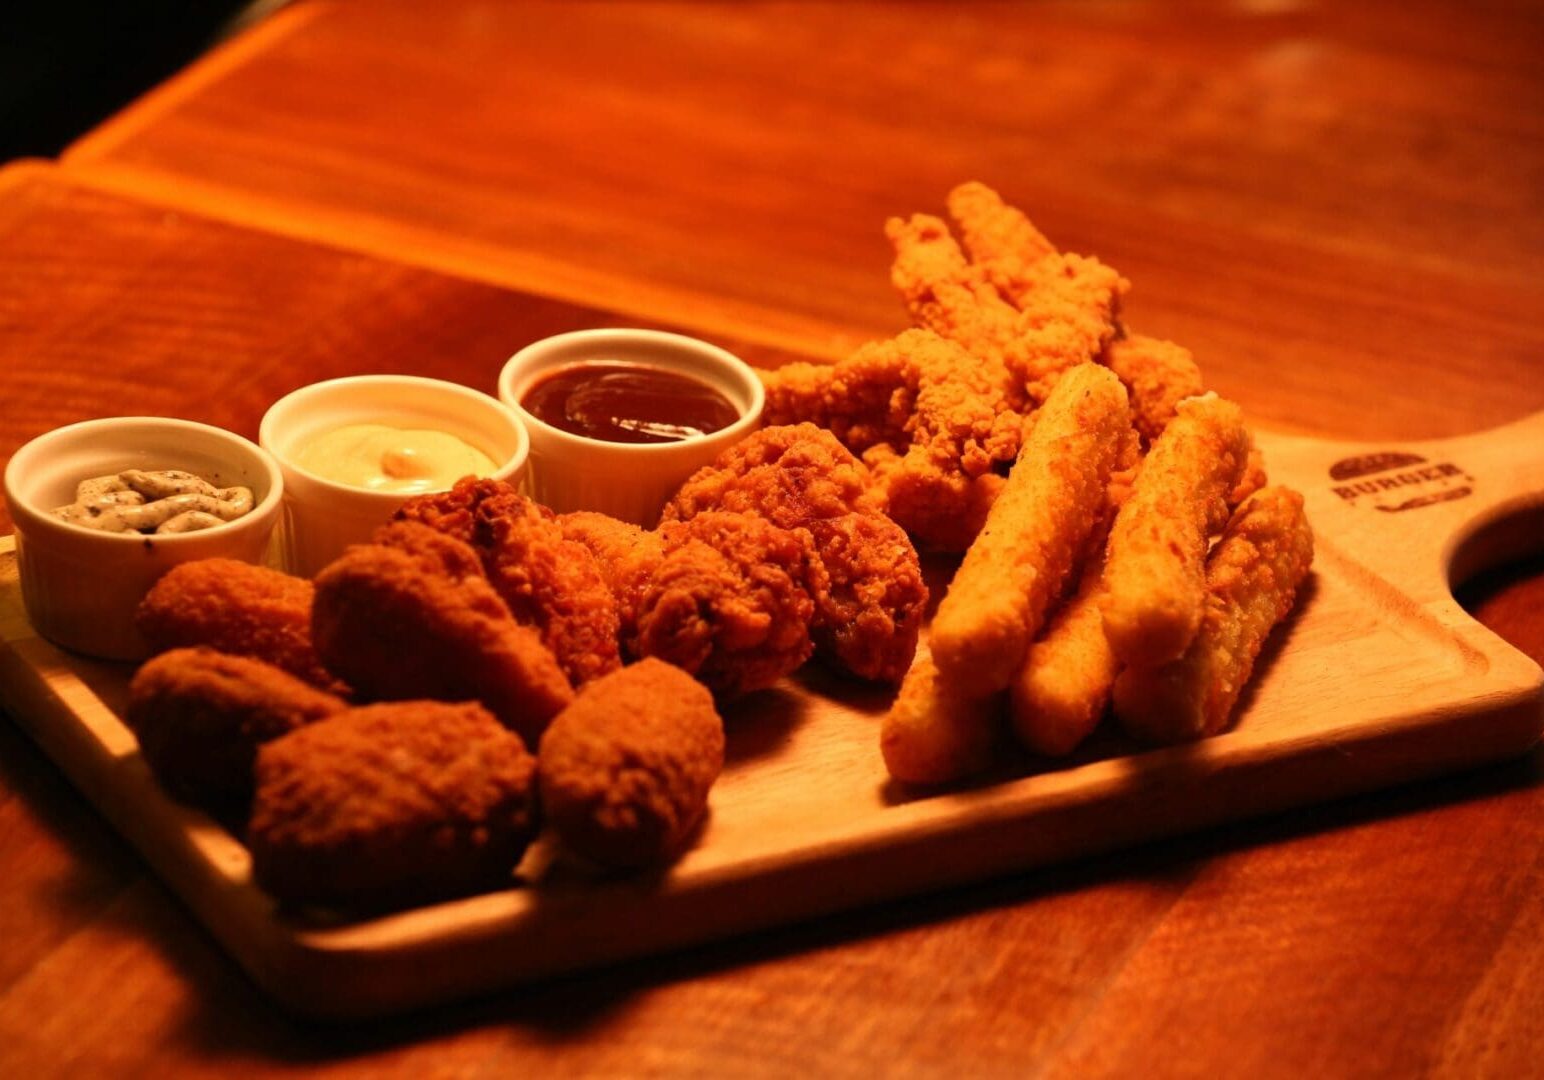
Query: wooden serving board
[{"left": 1, "top": 413, "right": 1540, "bottom": 1020}]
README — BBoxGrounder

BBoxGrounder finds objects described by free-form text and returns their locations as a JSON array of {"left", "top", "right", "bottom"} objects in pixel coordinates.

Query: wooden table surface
[{"left": 3, "top": 1, "right": 1542, "bottom": 1074}]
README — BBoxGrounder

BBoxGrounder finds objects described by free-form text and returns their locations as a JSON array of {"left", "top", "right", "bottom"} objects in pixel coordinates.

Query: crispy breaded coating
[
  {"left": 661, "top": 424, "right": 927, "bottom": 682},
  {"left": 1099, "top": 393, "right": 1251, "bottom": 668},
  {"left": 558, "top": 511, "right": 665, "bottom": 620},
  {"left": 804, "top": 513, "right": 926, "bottom": 682},
  {"left": 880, "top": 651, "right": 1001, "bottom": 785},
  {"left": 1008, "top": 517, "right": 1119, "bottom": 757},
  {"left": 396, "top": 479, "right": 622, "bottom": 686},
  {"left": 930, "top": 364, "right": 1133, "bottom": 691},
  {"left": 248, "top": 701, "right": 539, "bottom": 908},
  {"left": 135, "top": 558, "right": 339, "bottom": 690},
  {"left": 626, "top": 512, "right": 822, "bottom": 698},
  {"left": 1101, "top": 334, "right": 1205, "bottom": 445},
  {"left": 558, "top": 510, "right": 657, "bottom": 570},
  {"left": 944, "top": 182, "right": 1128, "bottom": 401},
  {"left": 538, "top": 658, "right": 724, "bottom": 869},
  {"left": 1230, "top": 442, "right": 1269, "bottom": 508},
  {"left": 945, "top": 179, "right": 1056, "bottom": 266},
  {"left": 762, "top": 332, "right": 1024, "bottom": 479},
  {"left": 886, "top": 214, "right": 1037, "bottom": 394},
  {"left": 761, "top": 331, "right": 1024, "bottom": 552},
  {"left": 479, "top": 505, "right": 621, "bottom": 686},
  {"left": 863, "top": 442, "right": 1007, "bottom": 554},
  {"left": 765, "top": 185, "right": 1125, "bottom": 553},
  {"left": 1114, "top": 488, "right": 1314, "bottom": 742},
  {"left": 663, "top": 422, "right": 886, "bottom": 524},
  {"left": 311, "top": 522, "right": 572, "bottom": 745},
  {"left": 126, "top": 646, "right": 346, "bottom": 810},
  {"left": 391, "top": 474, "right": 502, "bottom": 546}
]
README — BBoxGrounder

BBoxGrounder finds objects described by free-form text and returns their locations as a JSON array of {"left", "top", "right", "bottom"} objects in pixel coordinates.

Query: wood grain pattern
[
  {"left": 0, "top": 0, "right": 1540, "bottom": 1071},
  {"left": 59, "top": 1, "right": 1544, "bottom": 441}
]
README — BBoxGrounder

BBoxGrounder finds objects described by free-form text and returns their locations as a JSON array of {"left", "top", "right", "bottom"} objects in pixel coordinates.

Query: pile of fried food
[
  {"left": 120, "top": 180, "right": 1312, "bottom": 910},
  {"left": 759, "top": 181, "right": 1313, "bottom": 783},
  {"left": 125, "top": 435, "right": 931, "bottom": 910}
]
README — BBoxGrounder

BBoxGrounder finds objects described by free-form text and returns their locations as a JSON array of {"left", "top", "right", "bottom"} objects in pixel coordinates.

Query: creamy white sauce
[{"left": 294, "top": 423, "right": 496, "bottom": 494}]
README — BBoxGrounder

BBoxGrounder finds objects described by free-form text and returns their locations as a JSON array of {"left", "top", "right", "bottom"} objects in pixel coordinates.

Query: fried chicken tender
[
  {"left": 1099, "top": 393, "right": 1251, "bottom": 668},
  {"left": 880, "top": 650, "right": 1001, "bottom": 785},
  {"left": 538, "top": 658, "right": 725, "bottom": 869},
  {"left": 624, "top": 512, "right": 823, "bottom": 699},
  {"left": 1101, "top": 334, "right": 1205, "bottom": 445},
  {"left": 943, "top": 182, "right": 1128, "bottom": 401},
  {"left": 764, "top": 185, "right": 1125, "bottom": 554},
  {"left": 311, "top": 522, "right": 572, "bottom": 745},
  {"left": 761, "top": 330, "right": 1024, "bottom": 551},
  {"left": 930, "top": 364, "right": 1133, "bottom": 691},
  {"left": 126, "top": 647, "right": 347, "bottom": 810},
  {"left": 885, "top": 214, "right": 1032, "bottom": 395},
  {"left": 1231, "top": 442, "right": 1269, "bottom": 508},
  {"left": 889, "top": 187, "right": 1126, "bottom": 404},
  {"left": 135, "top": 558, "right": 339, "bottom": 690},
  {"left": 1114, "top": 488, "right": 1314, "bottom": 742},
  {"left": 661, "top": 424, "right": 927, "bottom": 681},
  {"left": 395, "top": 478, "right": 622, "bottom": 686},
  {"left": 248, "top": 700, "right": 540, "bottom": 908}
]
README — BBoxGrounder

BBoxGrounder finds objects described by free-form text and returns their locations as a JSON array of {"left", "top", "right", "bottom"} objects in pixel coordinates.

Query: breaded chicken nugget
[
  {"left": 558, "top": 511, "right": 666, "bottom": 622},
  {"left": 1114, "top": 487, "right": 1313, "bottom": 743},
  {"left": 661, "top": 424, "right": 927, "bottom": 682},
  {"left": 804, "top": 513, "right": 927, "bottom": 683},
  {"left": 538, "top": 658, "right": 724, "bottom": 869},
  {"left": 396, "top": 479, "right": 622, "bottom": 686},
  {"left": 930, "top": 363, "right": 1132, "bottom": 690},
  {"left": 1099, "top": 393, "right": 1250, "bottom": 668},
  {"left": 629, "top": 513, "right": 822, "bottom": 698},
  {"left": 311, "top": 522, "right": 572, "bottom": 744},
  {"left": 135, "top": 558, "right": 338, "bottom": 690},
  {"left": 248, "top": 701, "right": 539, "bottom": 908},
  {"left": 663, "top": 422, "right": 886, "bottom": 524},
  {"left": 126, "top": 646, "right": 346, "bottom": 810}
]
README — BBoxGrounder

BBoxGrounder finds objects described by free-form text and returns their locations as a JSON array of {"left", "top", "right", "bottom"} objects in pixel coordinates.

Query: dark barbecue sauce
[{"left": 522, "top": 362, "right": 741, "bottom": 444}]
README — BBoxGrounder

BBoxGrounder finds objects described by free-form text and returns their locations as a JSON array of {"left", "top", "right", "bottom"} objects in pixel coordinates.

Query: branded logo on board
[{"left": 1327, "top": 452, "right": 1473, "bottom": 513}]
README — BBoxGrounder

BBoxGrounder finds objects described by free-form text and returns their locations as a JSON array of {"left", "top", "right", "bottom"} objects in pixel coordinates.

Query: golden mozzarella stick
[
  {"left": 1009, "top": 517, "right": 1118, "bottom": 756},
  {"left": 1098, "top": 393, "right": 1249, "bottom": 668},
  {"left": 930, "top": 363, "right": 1131, "bottom": 690},
  {"left": 880, "top": 651, "right": 1000, "bottom": 785},
  {"left": 1114, "top": 486, "right": 1314, "bottom": 743}
]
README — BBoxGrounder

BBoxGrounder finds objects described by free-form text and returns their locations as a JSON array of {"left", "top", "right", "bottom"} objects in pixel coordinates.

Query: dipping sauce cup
[
  {"left": 260, "top": 375, "right": 529, "bottom": 577},
  {"left": 498, "top": 329, "right": 764, "bottom": 525},
  {"left": 3, "top": 417, "right": 284, "bottom": 661}
]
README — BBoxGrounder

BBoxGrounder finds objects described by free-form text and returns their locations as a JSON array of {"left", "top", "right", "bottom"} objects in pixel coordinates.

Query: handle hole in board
[{"left": 1449, "top": 499, "right": 1544, "bottom": 665}]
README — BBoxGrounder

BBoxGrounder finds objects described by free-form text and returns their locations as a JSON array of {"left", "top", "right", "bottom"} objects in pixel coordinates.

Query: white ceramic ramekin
[
  {"left": 497, "top": 329, "right": 764, "bottom": 525},
  {"left": 259, "top": 375, "right": 529, "bottom": 577},
  {"left": 3, "top": 417, "right": 285, "bottom": 660}
]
